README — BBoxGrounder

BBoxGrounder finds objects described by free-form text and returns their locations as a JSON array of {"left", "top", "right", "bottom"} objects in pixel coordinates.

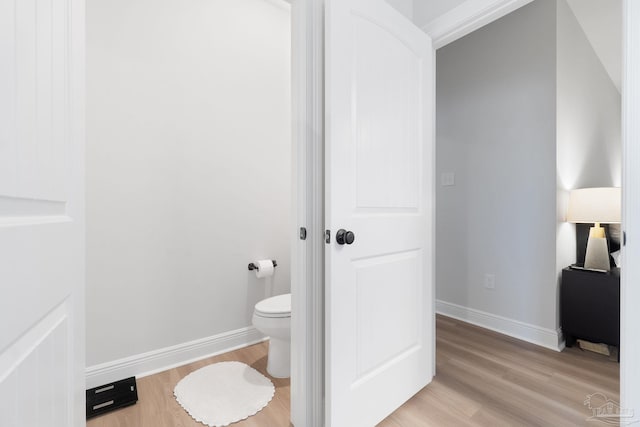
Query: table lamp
[{"left": 566, "top": 187, "right": 621, "bottom": 271}]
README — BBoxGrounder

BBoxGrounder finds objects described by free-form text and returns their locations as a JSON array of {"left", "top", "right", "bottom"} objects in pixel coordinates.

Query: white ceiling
[
  {"left": 566, "top": 0, "right": 622, "bottom": 92},
  {"left": 385, "top": 0, "right": 415, "bottom": 20},
  {"left": 412, "top": 0, "right": 467, "bottom": 27}
]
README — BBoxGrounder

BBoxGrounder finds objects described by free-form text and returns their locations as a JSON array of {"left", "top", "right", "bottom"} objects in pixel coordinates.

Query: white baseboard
[
  {"left": 436, "top": 300, "right": 564, "bottom": 351},
  {"left": 86, "top": 326, "right": 267, "bottom": 389}
]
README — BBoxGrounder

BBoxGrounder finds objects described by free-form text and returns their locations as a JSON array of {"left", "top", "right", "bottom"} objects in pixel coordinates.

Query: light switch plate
[{"left": 441, "top": 172, "right": 455, "bottom": 186}]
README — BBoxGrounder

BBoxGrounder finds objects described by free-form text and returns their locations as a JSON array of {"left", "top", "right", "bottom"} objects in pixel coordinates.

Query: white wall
[
  {"left": 436, "top": 0, "right": 558, "bottom": 334},
  {"left": 86, "top": 0, "right": 291, "bottom": 367},
  {"left": 566, "top": 0, "right": 622, "bottom": 92},
  {"left": 557, "top": 0, "right": 621, "bottom": 192},
  {"left": 556, "top": 0, "right": 622, "bottom": 295}
]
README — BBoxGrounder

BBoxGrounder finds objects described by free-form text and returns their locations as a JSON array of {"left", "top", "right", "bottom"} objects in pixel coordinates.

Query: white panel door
[
  {"left": 0, "top": 0, "right": 85, "bottom": 426},
  {"left": 325, "top": 0, "right": 434, "bottom": 425}
]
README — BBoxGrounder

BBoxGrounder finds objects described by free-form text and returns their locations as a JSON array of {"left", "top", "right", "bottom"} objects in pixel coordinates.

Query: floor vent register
[{"left": 86, "top": 377, "right": 138, "bottom": 419}]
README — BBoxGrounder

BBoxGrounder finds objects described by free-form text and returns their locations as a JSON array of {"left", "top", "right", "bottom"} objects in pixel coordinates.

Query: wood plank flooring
[
  {"left": 380, "top": 315, "right": 619, "bottom": 427},
  {"left": 88, "top": 315, "right": 618, "bottom": 427},
  {"left": 87, "top": 341, "right": 291, "bottom": 427}
]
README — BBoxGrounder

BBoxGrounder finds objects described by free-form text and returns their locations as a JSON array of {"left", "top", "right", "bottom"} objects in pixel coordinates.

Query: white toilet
[{"left": 252, "top": 293, "right": 291, "bottom": 378}]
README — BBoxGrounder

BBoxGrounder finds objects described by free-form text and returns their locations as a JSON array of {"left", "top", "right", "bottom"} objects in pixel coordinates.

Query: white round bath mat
[{"left": 174, "top": 361, "right": 275, "bottom": 427}]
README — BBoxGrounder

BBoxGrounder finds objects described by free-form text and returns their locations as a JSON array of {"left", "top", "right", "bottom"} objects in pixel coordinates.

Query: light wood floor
[
  {"left": 88, "top": 315, "right": 619, "bottom": 427},
  {"left": 87, "top": 342, "right": 290, "bottom": 427},
  {"left": 380, "top": 316, "right": 619, "bottom": 427}
]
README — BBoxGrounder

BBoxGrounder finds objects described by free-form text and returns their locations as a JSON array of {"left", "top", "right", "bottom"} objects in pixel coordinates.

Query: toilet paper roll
[{"left": 254, "top": 260, "right": 275, "bottom": 279}]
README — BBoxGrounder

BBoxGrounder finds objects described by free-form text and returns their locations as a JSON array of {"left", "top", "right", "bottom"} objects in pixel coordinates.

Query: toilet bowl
[{"left": 252, "top": 293, "right": 291, "bottom": 378}]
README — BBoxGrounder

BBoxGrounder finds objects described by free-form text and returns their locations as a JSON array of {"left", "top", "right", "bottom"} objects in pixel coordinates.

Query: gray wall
[
  {"left": 436, "top": 0, "right": 621, "bottom": 336},
  {"left": 86, "top": 0, "right": 291, "bottom": 367},
  {"left": 436, "top": 0, "right": 559, "bottom": 332}
]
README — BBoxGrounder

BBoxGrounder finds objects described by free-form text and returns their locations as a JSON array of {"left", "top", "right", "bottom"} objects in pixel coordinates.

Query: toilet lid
[{"left": 254, "top": 293, "right": 291, "bottom": 318}]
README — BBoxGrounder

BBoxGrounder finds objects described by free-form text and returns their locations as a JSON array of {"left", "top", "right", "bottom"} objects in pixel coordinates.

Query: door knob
[{"left": 336, "top": 229, "right": 355, "bottom": 245}]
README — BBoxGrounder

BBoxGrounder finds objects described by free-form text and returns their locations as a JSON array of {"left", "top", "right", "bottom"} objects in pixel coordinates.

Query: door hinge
[
  {"left": 624, "top": 231, "right": 627, "bottom": 246},
  {"left": 325, "top": 229, "right": 331, "bottom": 244},
  {"left": 300, "top": 227, "right": 307, "bottom": 240}
]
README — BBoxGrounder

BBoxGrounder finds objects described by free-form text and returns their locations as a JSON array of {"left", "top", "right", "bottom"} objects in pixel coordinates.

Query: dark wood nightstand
[{"left": 560, "top": 267, "right": 620, "bottom": 354}]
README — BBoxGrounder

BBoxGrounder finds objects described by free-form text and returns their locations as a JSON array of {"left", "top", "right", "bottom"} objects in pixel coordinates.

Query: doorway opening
[
  {"left": 433, "top": 0, "right": 621, "bottom": 424},
  {"left": 85, "top": 0, "right": 296, "bottom": 425}
]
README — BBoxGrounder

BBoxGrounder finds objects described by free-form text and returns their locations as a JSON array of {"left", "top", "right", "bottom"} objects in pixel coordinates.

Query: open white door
[
  {"left": 325, "top": 0, "right": 434, "bottom": 425},
  {"left": 0, "top": 0, "right": 85, "bottom": 426}
]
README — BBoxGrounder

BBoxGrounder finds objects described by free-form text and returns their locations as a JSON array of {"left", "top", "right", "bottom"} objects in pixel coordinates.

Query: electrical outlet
[{"left": 484, "top": 274, "right": 495, "bottom": 290}]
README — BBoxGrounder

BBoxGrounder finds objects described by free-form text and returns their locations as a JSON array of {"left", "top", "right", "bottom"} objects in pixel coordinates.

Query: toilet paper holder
[{"left": 248, "top": 260, "right": 277, "bottom": 271}]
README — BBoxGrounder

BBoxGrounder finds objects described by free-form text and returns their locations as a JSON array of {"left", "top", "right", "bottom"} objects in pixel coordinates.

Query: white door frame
[
  {"left": 291, "top": 0, "right": 325, "bottom": 426},
  {"left": 620, "top": 0, "right": 640, "bottom": 415},
  {"left": 421, "top": 0, "right": 535, "bottom": 49}
]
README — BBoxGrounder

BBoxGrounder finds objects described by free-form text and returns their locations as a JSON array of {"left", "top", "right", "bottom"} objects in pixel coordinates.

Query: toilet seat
[{"left": 254, "top": 293, "right": 291, "bottom": 318}]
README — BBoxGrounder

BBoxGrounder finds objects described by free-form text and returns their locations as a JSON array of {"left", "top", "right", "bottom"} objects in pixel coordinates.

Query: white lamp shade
[{"left": 566, "top": 187, "right": 621, "bottom": 224}]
